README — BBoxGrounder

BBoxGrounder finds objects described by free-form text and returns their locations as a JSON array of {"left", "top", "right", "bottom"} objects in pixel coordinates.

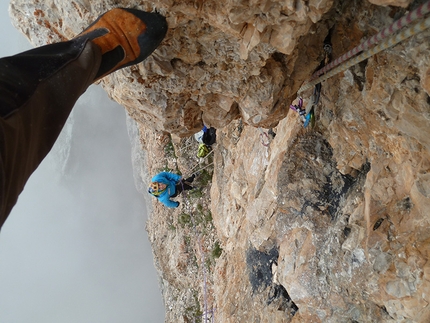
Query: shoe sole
[{"left": 77, "top": 8, "right": 167, "bottom": 79}]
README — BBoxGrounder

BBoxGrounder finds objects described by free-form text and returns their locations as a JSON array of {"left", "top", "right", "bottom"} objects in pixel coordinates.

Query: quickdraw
[
  {"left": 290, "top": 82, "right": 320, "bottom": 129},
  {"left": 304, "top": 83, "right": 321, "bottom": 128},
  {"left": 290, "top": 97, "right": 306, "bottom": 121},
  {"left": 298, "top": 5, "right": 430, "bottom": 94},
  {"left": 291, "top": 43, "right": 329, "bottom": 127},
  {"left": 258, "top": 128, "right": 271, "bottom": 146}
]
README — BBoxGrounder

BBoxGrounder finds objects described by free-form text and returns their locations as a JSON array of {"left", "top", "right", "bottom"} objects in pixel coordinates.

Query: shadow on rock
[
  {"left": 246, "top": 245, "right": 298, "bottom": 318},
  {"left": 277, "top": 132, "right": 367, "bottom": 222}
]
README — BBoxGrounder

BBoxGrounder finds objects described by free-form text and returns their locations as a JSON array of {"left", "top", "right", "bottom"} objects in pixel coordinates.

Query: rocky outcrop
[
  {"left": 9, "top": 0, "right": 430, "bottom": 322},
  {"left": 208, "top": 2, "right": 430, "bottom": 321},
  {"left": 10, "top": 0, "right": 336, "bottom": 136}
]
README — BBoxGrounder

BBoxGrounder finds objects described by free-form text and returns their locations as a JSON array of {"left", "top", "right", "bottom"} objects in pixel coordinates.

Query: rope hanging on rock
[
  {"left": 298, "top": 5, "right": 430, "bottom": 94},
  {"left": 180, "top": 182, "right": 213, "bottom": 322},
  {"left": 185, "top": 153, "right": 214, "bottom": 178},
  {"left": 310, "top": 1, "right": 430, "bottom": 81}
]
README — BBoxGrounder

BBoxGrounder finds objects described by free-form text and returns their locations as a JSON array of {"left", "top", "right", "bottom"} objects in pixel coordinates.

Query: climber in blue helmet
[{"left": 148, "top": 172, "right": 198, "bottom": 208}]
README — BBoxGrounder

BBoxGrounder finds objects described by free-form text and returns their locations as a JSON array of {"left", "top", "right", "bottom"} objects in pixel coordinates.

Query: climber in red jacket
[{"left": 0, "top": 8, "right": 168, "bottom": 230}]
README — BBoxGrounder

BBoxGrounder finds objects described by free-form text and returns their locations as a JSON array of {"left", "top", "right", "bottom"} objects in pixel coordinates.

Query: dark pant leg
[
  {"left": 0, "top": 40, "right": 101, "bottom": 229},
  {"left": 0, "top": 39, "right": 94, "bottom": 118},
  {"left": 184, "top": 175, "right": 196, "bottom": 183},
  {"left": 172, "top": 177, "right": 195, "bottom": 198}
]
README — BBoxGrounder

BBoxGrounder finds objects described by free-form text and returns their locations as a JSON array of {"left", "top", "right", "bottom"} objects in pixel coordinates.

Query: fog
[{"left": 0, "top": 1, "right": 165, "bottom": 322}]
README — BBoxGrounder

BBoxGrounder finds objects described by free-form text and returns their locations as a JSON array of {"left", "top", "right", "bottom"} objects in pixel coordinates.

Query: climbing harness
[
  {"left": 299, "top": 2, "right": 430, "bottom": 94},
  {"left": 290, "top": 85, "right": 319, "bottom": 128}
]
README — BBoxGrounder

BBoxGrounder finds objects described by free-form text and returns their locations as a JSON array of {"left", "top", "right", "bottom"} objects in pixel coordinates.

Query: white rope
[
  {"left": 311, "top": 1, "right": 430, "bottom": 80},
  {"left": 299, "top": 14, "right": 430, "bottom": 94}
]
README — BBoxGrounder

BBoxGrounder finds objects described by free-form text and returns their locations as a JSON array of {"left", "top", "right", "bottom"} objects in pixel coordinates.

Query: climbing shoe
[{"left": 75, "top": 8, "right": 167, "bottom": 81}]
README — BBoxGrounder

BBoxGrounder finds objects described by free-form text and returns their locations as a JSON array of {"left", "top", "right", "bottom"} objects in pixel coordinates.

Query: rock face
[
  {"left": 10, "top": 0, "right": 334, "bottom": 136},
  {"left": 9, "top": 0, "right": 430, "bottom": 322}
]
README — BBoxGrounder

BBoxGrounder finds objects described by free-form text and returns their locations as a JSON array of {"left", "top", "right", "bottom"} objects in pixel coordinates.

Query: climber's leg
[
  {"left": 0, "top": 8, "right": 167, "bottom": 229},
  {"left": 172, "top": 179, "right": 195, "bottom": 197},
  {"left": 0, "top": 41, "right": 102, "bottom": 227},
  {"left": 0, "top": 8, "right": 167, "bottom": 118}
]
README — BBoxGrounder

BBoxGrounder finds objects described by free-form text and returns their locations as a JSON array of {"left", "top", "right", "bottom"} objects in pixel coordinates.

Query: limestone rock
[
  {"left": 9, "top": 0, "right": 430, "bottom": 322},
  {"left": 10, "top": 0, "right": 333, "bottom": 136}
]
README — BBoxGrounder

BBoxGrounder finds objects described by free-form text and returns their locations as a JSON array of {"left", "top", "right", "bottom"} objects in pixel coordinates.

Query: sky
[{"left": 0, "top": 1, "right": 165, "bottom": 322}]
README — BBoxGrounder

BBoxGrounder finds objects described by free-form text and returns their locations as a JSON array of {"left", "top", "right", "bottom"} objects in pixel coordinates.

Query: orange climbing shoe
[{"left": 75, "top": 8, "right": 167, "bottom": 81}]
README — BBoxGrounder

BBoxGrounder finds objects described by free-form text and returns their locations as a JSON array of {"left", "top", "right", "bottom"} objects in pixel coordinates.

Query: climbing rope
[
  {"left": 180, "top": 181, "right": 213, "bottom": 323},
  {"left": 179, "top": 137, "right": 196, "bottom": 152},
  {"left": 185, "top": 151, "right": 214, "bottom": 177},
  {"left": 179, "top": 150, "right": 216, "bottom": 321},
  {"left": 258, "top": 128, "right": 271, "bottom": 146},
  {"left": 299, "top": 13, "right": 430, "bottom": 94},
  {"left": 310, "top": 1, "right": 430, "bottom": 81}
]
